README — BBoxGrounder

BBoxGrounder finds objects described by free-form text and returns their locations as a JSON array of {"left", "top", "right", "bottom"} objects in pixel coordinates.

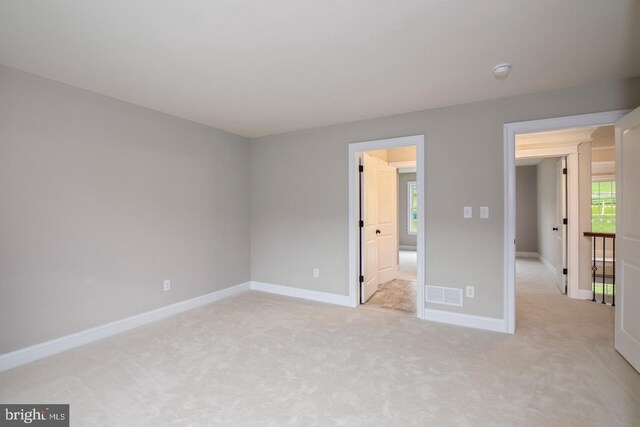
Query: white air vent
[{"left": 426, "top": 285, "right": 463, "bottom": 307}]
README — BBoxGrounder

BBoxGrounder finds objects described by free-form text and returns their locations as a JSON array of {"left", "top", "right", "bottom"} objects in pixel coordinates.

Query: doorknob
[
  {"left": 376, "top": 229, "right": 381, "bottom": 234},
  {"left": 553, "top": 227, "right": 558, "bottom": 231}
]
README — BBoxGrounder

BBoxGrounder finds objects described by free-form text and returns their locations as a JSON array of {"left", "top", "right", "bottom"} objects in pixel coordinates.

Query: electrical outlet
[
  {"left": 313, "top": 268, "right": 320, "bottom": 278},
  {"left": 464, "top": 206, "right": 473, "bottom": 219},
  {"left": 466, "top": 286, "right": 474, "bottom": 298},
  {"left": 480, "top": 206, "right": 489, "bottom": 219},
  {"left": 163, "top": 279, "right": 171, "bottom": 291}
]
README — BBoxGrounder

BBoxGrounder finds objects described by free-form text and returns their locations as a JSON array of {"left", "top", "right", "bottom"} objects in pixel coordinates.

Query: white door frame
[
  {"left": 348, "top": 135, "right": 425, "bottom": 319},
  {"left": 504, "top": 110, "right": 629, "bottom": 333}
]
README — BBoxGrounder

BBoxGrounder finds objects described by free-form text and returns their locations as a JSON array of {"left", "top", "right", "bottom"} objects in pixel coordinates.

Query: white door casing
[
  {"left": 504, "top": 110, "right": 629, "bottom": 334},
  {"left": 348, "top": 134, "right": 424, "bottom": 318},
  {"left": 615, "top": 106, "right": 640, "bottom": 373}
]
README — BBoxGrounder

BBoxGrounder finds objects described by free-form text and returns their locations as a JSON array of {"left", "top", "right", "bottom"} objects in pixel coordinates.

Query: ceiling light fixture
[{"left": 493, "top": 63, "right": 512, "bottom": 77}]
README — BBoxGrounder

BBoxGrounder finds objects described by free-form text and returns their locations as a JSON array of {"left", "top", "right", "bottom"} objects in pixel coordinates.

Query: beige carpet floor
[{"left": 0, "top": 258, "right": 639, "bottom": 426}]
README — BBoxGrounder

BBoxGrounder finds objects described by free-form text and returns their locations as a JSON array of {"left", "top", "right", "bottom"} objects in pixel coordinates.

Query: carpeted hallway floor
[{"left": 0, "top": 258, "right": 638, "bottom": 425}]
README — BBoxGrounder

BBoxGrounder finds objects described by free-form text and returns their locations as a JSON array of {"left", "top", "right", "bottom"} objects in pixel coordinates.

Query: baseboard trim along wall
[
  {"left": 1, "top": 280, "right": 511, "bottom": 372},
  {"left": 250, "top": 281, "right": 354, "bottom": 307},
  {"left": 578, "top": 289, "right": 595, "bottom": 300},
  {"left": 515, "top": 251, "right": 538, "bottom": 258},
  {"left": 537, "top": 255, "right": 558, "bottom": 275},
  {"left": 425, "top": 308, "right": 508, "bottom": 333},
  {"left": 0, "top": 282, "right": 251, "bottom": 373}
]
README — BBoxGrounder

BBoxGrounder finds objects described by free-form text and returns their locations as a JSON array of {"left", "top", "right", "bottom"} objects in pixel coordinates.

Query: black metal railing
[{"left": 583, "top": 232, "right": 616, "bottom": 306}]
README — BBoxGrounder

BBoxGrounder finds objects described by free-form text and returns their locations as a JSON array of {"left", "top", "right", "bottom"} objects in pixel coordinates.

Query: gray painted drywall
[
  {"left": 516, "top": 166, "right": 538, "bottom": 253},
  {"left": 398, "top": 172, "right": 417, "bottom": 248},
  {"left": 536, "top": 158, "right": 562, "bottom": 273},
  {"left": 250, "top": 77, "right": 640, "bottom": 319},
  {"left": 0, "top": 66, "right": 251, "bottom": 354}
]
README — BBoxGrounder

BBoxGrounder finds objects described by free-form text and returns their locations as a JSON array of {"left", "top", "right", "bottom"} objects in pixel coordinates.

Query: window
[
  {"left": 592, "top": 180, "right": 616, "bottom": 233},
  {"left": 407, "top": 181, "right": 417, "bottom": 234}
]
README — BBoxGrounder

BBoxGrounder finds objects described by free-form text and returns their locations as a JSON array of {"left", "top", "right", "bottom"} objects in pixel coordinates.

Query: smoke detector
[{"left": 493, "top": 63, "right": 512, "bottom": 77}]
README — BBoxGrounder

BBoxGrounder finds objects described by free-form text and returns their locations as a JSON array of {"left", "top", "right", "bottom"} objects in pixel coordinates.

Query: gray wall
[
  {"left": 398, "top": 172, "right": 417, "bottom": 249},
  {"left": 516, "top": 166, "right": 538, "bottom": 253},
  {"left": 0, "top": 66, "right": 251, "bottom": 354},
  {"left": 536, "top": 158, "right": 561, "bottom": 272},
  {"left": 250, "top": 77, "right": 640, "bottom": 319}
]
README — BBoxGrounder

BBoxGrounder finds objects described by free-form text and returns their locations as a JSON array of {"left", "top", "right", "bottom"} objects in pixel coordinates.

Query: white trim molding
[
  {"left": 538, "top": 254, "right": 558, "bottom": 275},
  {"left": 250, "top": 281, "right": 353, "bottom": 307},
  {"left": 578, "top": 289, "right": 595, "bottom": 300},
  {"left": 0, "top": 282, "right": 251, "bottom": 372},
  {"left": 504, "top": 110, "right": 629, "bottom": 335},
  {"left": 425, "top": 309, "right": 507, "bottom": 333},
  {"left": 515, "top": 251, "right": 538, "bottom": 258}
]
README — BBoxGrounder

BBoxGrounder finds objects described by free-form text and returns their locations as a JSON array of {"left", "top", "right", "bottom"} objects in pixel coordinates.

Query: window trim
[{"left": 407, "top": 180, "right": 417, "bottom": 235}]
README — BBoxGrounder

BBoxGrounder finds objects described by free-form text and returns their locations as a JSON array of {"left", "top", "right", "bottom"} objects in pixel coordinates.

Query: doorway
[
  {"left": 504, "top": 110, "right": 628, "bottom": 333},
  {"left": 348, "top": 135, "right": 425, "bottom": 319}
]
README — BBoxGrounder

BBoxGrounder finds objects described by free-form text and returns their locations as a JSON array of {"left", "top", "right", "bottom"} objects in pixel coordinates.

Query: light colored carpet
[
  {"left": 397, "top": 250, "right": 417, "bottom": 281},
  {"left": 0, "top": 258, "right": 639, "bottom": 425},
  {"left": 365, "top": 279, "right": 416, "bottom": 314}
]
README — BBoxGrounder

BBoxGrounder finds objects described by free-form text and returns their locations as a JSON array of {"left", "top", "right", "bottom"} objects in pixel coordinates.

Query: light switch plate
[
  {"left": 480, "top": 206, "right": 489, "bottom": 219},
  {"left": 464, "top": 207, "right": 472, "bottom": 219}
]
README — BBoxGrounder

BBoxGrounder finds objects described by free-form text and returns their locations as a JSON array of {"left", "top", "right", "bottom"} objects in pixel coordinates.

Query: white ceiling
[{"left": 1, "top": 1, "right": 638, "bottom": 138}]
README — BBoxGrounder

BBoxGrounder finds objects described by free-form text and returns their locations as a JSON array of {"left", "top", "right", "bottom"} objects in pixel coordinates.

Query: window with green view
[
  {"left": 408, "top": 181, "right": 417, "bottom": 234},
  {"left": 592, "top": 180, "right": 616, "bottom": 233}
]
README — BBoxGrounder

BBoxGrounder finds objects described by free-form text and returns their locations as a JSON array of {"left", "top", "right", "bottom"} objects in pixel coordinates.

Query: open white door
[
  {"left": 615, "top": 106, "right": 640, "bottom": 372},
  {"left": 376, "top": 158, "right": 398, "bottom": 285},
  {"left": 361, "top": 153, "right": 398, "bottom": 303},
  {"left": 556, "top": 157, "right": 568, "bottom": 293},
  {"left": 362, "top": 153, "right": 379, "bottom": 303}
]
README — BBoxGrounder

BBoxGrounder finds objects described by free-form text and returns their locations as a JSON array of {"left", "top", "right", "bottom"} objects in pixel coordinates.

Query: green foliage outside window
[
  {"left": 408, "top": 182, "right": 417, "bottom": 233},
  {"left": 592, "top": 181, "right": 615, "bottom": 233}
]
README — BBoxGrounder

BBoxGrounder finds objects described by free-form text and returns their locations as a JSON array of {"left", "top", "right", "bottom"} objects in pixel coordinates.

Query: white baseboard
[
  {"left": 516, "top": 251, "right": 538, "bottom": 258},
  {"left": 425, "top": 308, "right": 508, "bottom": 333},
  {"left": 537, "top": 255, "right": 558, "bottom": 275},
  {"left": 399, "top": 245, "right": 417, "bottom": 251},
  {"left": 250, "top": 281, "right": 354, "bottom": 307},
  {"left": 0, "top": 282, "right": 251, "bottom": 373},
  {"left": 578, "top": 289, "right": 595, "bottom": 300}
]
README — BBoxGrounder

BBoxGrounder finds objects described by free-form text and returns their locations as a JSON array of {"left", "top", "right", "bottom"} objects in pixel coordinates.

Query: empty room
[{"left": 1, "top": 1, "right": 640, "bottom": 426}]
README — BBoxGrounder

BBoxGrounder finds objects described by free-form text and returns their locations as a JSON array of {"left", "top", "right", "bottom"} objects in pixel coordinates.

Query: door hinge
[
  {"left": 563, "top": 268, "right": 568, "bottom": 275},
  {"left": 359, "top": 275, "right": 364, "bottom": 283},
  {"left": 563, "top": 218, "right": 568, "bottom": 225},
  {"left": 359, "top": 220, "right": 364, "bottom": 227},
  {"left": 359, "top": 165, "right": 364, "bottom": 172},
  {"left": 563, "top": 167, "right": 567, "bottom": 175}
]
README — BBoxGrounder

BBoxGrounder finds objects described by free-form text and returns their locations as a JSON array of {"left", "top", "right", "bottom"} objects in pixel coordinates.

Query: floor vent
[{"left": 426, "top": 285, "right": 463, "bottom": 307}]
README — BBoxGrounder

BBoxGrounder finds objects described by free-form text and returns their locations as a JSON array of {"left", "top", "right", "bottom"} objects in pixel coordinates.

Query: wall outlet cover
[
  {"left": 466, "top": 286, "right": 475, "bottom": 298},
  {"left": 163, "top": 280, "right": 171, "bottom": 291}
]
